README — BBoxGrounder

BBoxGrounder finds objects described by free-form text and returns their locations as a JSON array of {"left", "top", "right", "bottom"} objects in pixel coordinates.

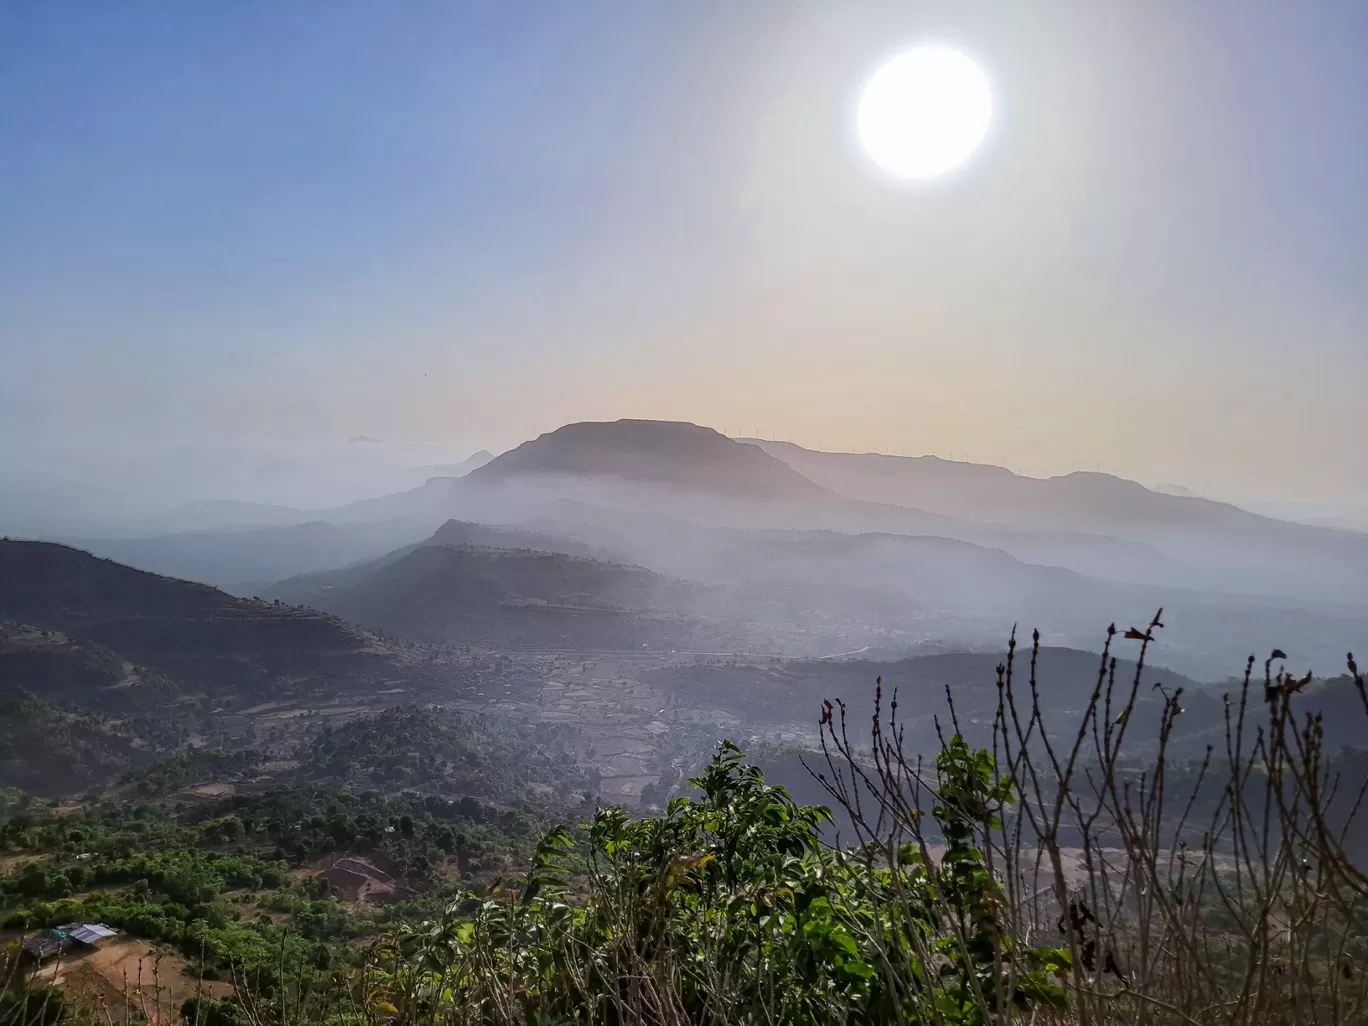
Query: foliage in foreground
[
  {"left": 366, "top": 740, "right": 1068, "bottom": 1026},
  {"left": 352, "top": 619, "right": 1368, "bottom": 1026}
]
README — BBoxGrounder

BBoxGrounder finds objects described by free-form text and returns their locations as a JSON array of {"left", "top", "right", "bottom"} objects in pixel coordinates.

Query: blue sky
[{"left": 3, "top": 1, "right": 1367, "bottom": 507}]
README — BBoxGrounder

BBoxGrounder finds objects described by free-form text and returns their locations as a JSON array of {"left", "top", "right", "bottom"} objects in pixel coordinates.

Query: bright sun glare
[{"left": 857, "top": 46, "right": 992, "bottom": 179}]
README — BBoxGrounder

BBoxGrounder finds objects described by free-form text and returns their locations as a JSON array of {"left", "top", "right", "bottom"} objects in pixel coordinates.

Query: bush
[{"left": 181, "top": 996, "right": 247, "bottom": 1026}]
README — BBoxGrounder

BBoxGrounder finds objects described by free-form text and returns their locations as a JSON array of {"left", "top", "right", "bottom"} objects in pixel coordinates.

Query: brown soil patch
[
  {"left": 40, "top": 959, "right": 128, "bottom": 1019},
  {"left": 172, "top": 782, "right": 236, "bottom": 798},
  {"left": 307, "top": 854, "right": 413, "bottom": 904},
  {"left": 41, "top": 938, "right": 233, "bottom": 1022},
  {"left": 0, "top": 855, "right": 36, "bottom": 875},
  {"left": 433, "top": 853, "right": 469, "bottom": 882}
]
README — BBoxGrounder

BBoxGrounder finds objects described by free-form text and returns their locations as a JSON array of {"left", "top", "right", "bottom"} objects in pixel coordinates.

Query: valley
[
  {"left": 6, "top": 419, "right": 1366, "bottom": 810},
  {"left": 2, "top": 419, "right": 1366, "bottom": 1026}
]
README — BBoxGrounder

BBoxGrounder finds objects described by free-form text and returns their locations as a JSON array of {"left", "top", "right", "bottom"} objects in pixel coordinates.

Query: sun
[{"left": 857, "top": 46, "right": 993, "bottom": 180}]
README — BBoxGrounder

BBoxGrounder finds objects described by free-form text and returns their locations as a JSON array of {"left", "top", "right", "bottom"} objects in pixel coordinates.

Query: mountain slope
[
  {"left": 0, "top": 540, "right": 415, "bottom": 704},
  {"left": 646, "top": 646, "right": 1204, "bottom": 729},
  {"left": 471, "top": 420, "right": 828, "bottom": 500},
  {"left": 746, "top": 439, "right": 1275, "bottom": 533},
  {"left": 425, "top": 518, "right": 597, "bottom": 557},
  {"left": 0, "top": 689, "right": 159, "bottom": 796},
  {"left": 415, "top": 449, "right": 495, "bottom": 477},
  {"left": 749, "top": 439, "right": 1368, "bottom": 602},
  {"left": 268, "top": 542, "right": 718, "bottom": 651},
  {"left": 0, "top": 621, "right": 189, "bottom": 716}
]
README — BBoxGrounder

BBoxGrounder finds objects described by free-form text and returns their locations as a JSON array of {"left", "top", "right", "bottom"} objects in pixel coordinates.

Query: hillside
[
  {"left": 0, "top": 621, "right": 188, "bottom": 716},
  {"left": 415, "top": 449, "right": 495, "bottom": 477},
  {"left": 646, "top": 646, "right": 1206, "bottom": 731},
  {"left": 305, "top": 705, "right": 595, "bottom": 803},
  {"left": 0, "top": 690, "right": 161, "bottom": 795},
  {"left": 268, "top": 542, "right": 720, "bottom": 650},
  {"left": 470, "top": 420, "right": 829, "bottom": 500},
  {"left": 425, "top": 518, "right": 597, "bottom": 557},
  {"left": 0, "top": 540, "right": 415, "bottom": 705}
]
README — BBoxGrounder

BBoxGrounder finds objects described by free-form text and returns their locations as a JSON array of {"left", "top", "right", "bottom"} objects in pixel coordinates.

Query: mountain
[
  {"left": 318, "top": 423, "right": 1191, "bottom": 591},
  {"left": 0, "top": 540, "right": 416, "bottom": 706},
  {"left": 747, "top": 439, "right": 1368, "bottom": 603},
  {"left": 425, "top": 518, "right": 597, "bottom": 557},
  {"left": 470, "top": 420, "right": 828, "bottom": 500},
  {"left": 267, "top": 519, "right": 604, "bottom": 585},
  {"left": 415, "top": 449, "right": 494, "bottom": 477},
  {"left": 68, "top": 417, "right": 1354, "bottom": 676},
  {"left": 268, "top": 541, "right": 722, "bottom": 651},
  {"left": 744, "top": 439, "right": 1255, "bottom": 534}
]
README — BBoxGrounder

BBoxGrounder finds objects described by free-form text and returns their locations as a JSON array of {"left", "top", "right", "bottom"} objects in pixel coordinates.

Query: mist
[{"left": 6, "top": 8, "right": 1368, "bottom": 1024}]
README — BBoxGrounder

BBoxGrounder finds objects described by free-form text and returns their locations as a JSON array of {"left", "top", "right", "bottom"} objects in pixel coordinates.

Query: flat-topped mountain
[{"left": 470, "top": 420, "right": 828, "bottom": 500}]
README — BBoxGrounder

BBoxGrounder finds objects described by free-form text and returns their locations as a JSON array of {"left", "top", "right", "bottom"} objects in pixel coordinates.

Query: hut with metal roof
[
  {"left": 21, "top": 923, "right": 119, "bottom": 963},
  {"left": 20, "top": 931, "right": 71, "bottom": 964},
  {"left": 56, "top": 923, "right": 118, "bottom": 947}
]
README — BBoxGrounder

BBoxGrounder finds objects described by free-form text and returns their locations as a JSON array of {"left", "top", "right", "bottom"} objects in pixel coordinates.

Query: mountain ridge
[
  {"left": 470, "top": 420, "right": 829, "bottom": 501},
  {"left": 0, "top": 540, "right": 417, "bottom": 707}
]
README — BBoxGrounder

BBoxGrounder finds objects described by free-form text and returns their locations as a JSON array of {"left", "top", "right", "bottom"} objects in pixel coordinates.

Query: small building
[
  {"left": 21, "top": 923, "right": 118, "bottom": 963},
  {"left": 56, "top": 923, "right": 118, "bottom": 948},
  {"left": 20, "top": 932, "right": 71, "bottom": 964}
]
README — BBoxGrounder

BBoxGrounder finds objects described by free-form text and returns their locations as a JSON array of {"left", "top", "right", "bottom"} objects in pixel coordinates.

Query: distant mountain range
[
  {"left": 22, "top": 419, "right": 1365, "bottom": 677},
  {"left": 744, "top": 438, "right": 1368, "bottom": 602}
]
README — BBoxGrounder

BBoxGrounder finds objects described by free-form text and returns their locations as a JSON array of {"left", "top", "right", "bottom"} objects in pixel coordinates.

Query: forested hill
[{"left": 0, "top": 540, "right": 415, "bottom": 704}]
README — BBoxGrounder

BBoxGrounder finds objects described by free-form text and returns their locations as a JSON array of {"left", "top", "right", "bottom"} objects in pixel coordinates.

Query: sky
[{"left": 3, "top": 0, "right": 1367, "bottom": 510}]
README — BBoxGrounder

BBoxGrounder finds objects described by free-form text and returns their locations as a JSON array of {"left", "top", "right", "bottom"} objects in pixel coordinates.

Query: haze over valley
[
  {"left": 1, "top": 414, "right": 1363, "bottom": 822},
  {"left": 4, "top": 6, "right": 1367, "bottom": 1023}
]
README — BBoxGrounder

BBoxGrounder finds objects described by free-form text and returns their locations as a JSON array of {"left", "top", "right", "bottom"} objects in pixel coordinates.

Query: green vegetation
[
  {"left": 200, "top": 785, "right": 542, "bottom": 885},
  {"left": 4, "top": 627, "right": 1368, "bottom": 1026},
  {"left": 305, "top": 706, "right": 595, "bottom": 805},
  {"left": 121, "top": 750, "right": 265, "bottom": 799},
  {"left": 0, "top": 691, "right": 159, "bottom": 797},
  {"left": 373, "top": 741, "right": 1070, "bottom": 1026}
]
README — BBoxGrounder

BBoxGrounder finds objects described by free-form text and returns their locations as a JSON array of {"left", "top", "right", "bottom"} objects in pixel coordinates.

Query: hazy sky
[{"left": 3, "top": 1, "right": 1367, "bottom": 507}]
